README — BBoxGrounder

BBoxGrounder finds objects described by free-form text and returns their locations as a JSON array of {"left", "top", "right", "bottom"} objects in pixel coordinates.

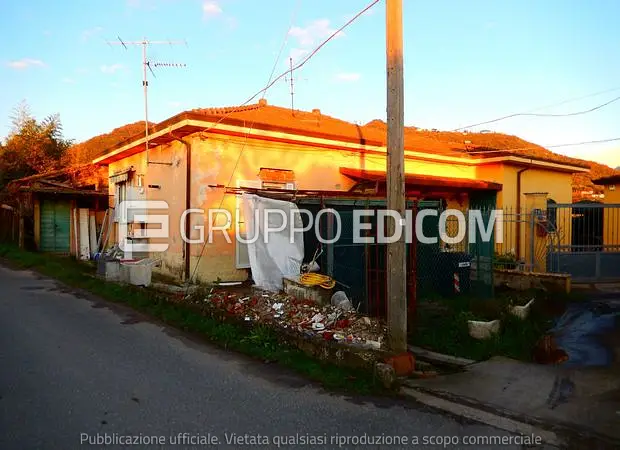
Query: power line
[
  {"left": 187, "top": 0, "right": 378, "bottom": 287},
  {"left": 197, "top": 0, "right": 380, "bottom": 139},
  {"left": 263, "top": 0, "right": 301, "bottom": 97},
  {"left": 186, "top": 0, "right": 307, "bottom": 287},
  {"left": 524, "top": 85, "right": 620, "bottom": 113},
  {"left": 464, "top": 136, "right": 620, "bottom": 155},
  {"left": 453, "top": 90, "right": 620, "bottom": 131}
]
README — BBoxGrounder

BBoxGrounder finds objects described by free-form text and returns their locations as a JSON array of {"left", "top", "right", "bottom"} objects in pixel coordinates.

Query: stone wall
[{"left": 494, "top": 268, "right": 571, "bottom": 293}]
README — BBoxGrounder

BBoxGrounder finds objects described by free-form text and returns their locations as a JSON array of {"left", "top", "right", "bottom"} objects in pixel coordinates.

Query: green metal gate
[
  {"left": 468, "top": 191, "right": 497, "bottom": 298},
  {"left": 40, "top": 199, "right": 71, "bottom": 253}
]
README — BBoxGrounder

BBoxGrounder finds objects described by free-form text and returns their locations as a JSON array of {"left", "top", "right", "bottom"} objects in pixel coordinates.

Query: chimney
[
  {"left": 312, "top": 108, "right": 321, "bottom": 116},
  {"left": 258, "top": 98, "right": 267, "bottom": 106}
]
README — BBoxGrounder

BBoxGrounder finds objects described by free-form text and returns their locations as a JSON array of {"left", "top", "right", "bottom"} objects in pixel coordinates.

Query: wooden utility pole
[{"left": 386, "top": 0, "right": 407, "bottom": 353}]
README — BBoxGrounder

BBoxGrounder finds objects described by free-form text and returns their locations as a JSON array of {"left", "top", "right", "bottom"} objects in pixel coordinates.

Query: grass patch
[
  {"left": 0, "top": 244, "right": 388, "bottom": 395},
  {"left": 410, "top": 288, "right": 581, "bottom": 362}
]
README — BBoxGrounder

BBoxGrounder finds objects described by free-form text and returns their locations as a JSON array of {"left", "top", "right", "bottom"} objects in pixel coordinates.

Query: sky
[{"left": 1, "top": 0, "right": 619, "bottom": 168}]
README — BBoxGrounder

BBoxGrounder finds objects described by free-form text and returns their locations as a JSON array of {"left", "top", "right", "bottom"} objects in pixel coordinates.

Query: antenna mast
[
  {"left": 285, "top": 57, "right": 295, "bottom": 114},
  {"left": 107, "top": 36, "right": 186, "bottom": 165}
]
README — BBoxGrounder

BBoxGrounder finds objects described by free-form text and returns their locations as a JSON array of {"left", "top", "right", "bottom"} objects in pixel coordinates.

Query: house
[
  {"left": 91, "top": 100, "right": 588, "bottom": 313},
  {"left": 593, "top": 174, "right": 620, "bottom": 254},
  {"left": 6, "top": 164, "right": 109, "bottom": 257}
]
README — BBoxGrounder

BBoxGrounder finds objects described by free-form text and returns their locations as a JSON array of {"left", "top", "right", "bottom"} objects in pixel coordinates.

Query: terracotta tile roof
[
  {"left": 97, "top": 99, "right": 590, "bottom": 170},
  {"left": 188, "top": 101, "right": 467, "bottom": 157}
]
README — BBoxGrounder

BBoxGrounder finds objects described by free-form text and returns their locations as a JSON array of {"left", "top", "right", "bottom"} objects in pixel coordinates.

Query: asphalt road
[{"left": 0, "top": 264, "right": 550, "bottom": 450}]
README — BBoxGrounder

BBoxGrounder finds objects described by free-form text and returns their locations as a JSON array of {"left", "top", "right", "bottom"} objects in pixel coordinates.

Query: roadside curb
[
  {"left": 407, "top": 345, "right": 476, "bottom": 368},
  {"left": 401, "top": 384, "right": 620, "bottom": 450}
]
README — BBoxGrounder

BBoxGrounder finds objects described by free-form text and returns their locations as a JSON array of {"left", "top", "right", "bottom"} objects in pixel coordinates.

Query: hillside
[
  {"left": 365, "top": 120, "right": 619, "bottom": 201},
  {"left": 64, "top": 121, "right": 152, "bottom": 165}
]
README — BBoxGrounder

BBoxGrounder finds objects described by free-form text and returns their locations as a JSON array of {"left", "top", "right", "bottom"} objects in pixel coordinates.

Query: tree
[{"left": 0, "top": 101, "right": 73, "bottom": 189}]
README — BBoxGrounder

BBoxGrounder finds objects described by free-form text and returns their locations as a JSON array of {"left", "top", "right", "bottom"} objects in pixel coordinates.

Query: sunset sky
[{"left": 1, "top": 0, "right": 619, "bottom": 167}]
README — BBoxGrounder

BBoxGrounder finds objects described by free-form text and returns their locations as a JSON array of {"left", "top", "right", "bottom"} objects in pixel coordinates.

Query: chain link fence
[{"left": 416, "top": 203, "right": 496, "bottom": 300}]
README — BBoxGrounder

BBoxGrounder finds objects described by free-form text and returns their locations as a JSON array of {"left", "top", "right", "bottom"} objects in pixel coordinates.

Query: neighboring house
[
  {"left": 593, "top": 174, "right": 620, "bottom": 254},
  {"left": 92, "top": 100, "right": 588, "bottom": 311},
  {"left": 7, "top": 164, "right": 109, "bottom": 257}
]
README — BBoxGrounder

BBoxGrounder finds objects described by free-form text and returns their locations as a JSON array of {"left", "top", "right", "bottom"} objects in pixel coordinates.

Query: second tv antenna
[{"left": 107, "top": 36, "right": 187, "bottom": 165}]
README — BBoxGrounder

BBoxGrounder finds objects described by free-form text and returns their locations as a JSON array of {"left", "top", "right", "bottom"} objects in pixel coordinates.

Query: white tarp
[{"left": 240, "top": 193, "right": 304, "bottom": 292}]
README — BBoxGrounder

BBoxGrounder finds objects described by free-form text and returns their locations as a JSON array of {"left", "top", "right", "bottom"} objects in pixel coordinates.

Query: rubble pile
[{"left": 191, "top": 288, "right": 387, "bottom": 350}]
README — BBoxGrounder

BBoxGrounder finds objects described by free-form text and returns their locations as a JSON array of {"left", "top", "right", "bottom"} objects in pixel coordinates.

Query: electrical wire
[
  {"left": 453, "top": 91, "right": 620, "bottom": 131},
  {"left": 262, "top": 0, "right": 302, "bottom": 98},
  {"left": 196, "top": 0, "right": 380, "bottom": 138},
  {"left": 464, "top": 136, "right": 620, "bottom": 155},
  {"left": 189, "top": 0, "right": 363, "bottom": 289},
  {"left": 524, "top": 86, "right": 620, "bottom": 114},
  {"left": 186, "top": 0, "right": 380, "bottom": 289}
]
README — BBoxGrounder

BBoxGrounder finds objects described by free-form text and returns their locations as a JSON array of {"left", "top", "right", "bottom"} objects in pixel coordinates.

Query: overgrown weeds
[{"left": 0, "top": 244, "right": 388, "bottom": 395}]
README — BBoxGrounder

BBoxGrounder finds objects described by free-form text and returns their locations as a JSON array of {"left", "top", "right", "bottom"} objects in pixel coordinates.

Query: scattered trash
[
  {"left": 216, "top": 281, "right": 243, "bottom": 286},
  {"left": 331, "top": 291, "right": 353, "bottom": 311},
  {"left": 189, "top": 287, "right": 386, "bottom": 349}
]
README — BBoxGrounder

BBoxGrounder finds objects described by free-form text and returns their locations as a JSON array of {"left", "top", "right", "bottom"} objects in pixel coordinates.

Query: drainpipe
[
  {"left": 515, "top": 160, "right": 533, "bottom": 260},
  {"left": 170, "top": 132, "right": 192, "bottom": 282}
]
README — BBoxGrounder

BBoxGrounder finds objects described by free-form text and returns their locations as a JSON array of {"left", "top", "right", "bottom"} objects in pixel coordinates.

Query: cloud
[
  {"left": 202, "top": 0, "right": 222, "bottom": 18},
  {"left": 100, "top": 64, "right": 124, "bottom": 74},
  {"left": 287, "top": 19, "right": 343, "bottom": 63},
  {"left": 335, "top": 72, "right": 361, "bottom": 82},
  {"left": 82, "top": 26, "right": 104, "bottom": 41},
  {"left": 62, "top": 77, "right": 76, "bottom": 84},
  {"left": 7, "top": 58, "right": 46, "bottom": 69},
  {"left": 289, "top": 19, "right": 343, "bottom": 47}
]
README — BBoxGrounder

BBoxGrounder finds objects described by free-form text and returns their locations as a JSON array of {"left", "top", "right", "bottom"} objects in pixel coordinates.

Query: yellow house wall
[
  {"left": 479, "top": 164, "right": 574, "bottom": 261},
  {"left": 104, "top": 130, "right": 579, "bottom": 282},
  {"left": 602, "top": 186, "right": 620, "bottom": 249},
  {"left": 186, "top": 134, "right": 482, "bottom": 283}
]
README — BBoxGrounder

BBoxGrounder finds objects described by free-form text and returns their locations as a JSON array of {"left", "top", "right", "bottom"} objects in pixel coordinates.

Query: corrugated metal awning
[{"left": 110, "top": 167, "right": 134, "bottom": 184}]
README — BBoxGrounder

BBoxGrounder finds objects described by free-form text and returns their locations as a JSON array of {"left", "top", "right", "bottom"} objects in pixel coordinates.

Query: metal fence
[
  {"left": 415, "top": 204, "right": 495, "bottom": 300},
  {"left": 0, "top": 206, "right": 19, "bottom": 245},
  {"left": 546, "top": 202, "right": 620, "bottom": 282},
  {"left": 493, "top": 207, "right": 544, "bottom": 272},
  {"left": 491, "top": 202, "right": 620, "bottom": 282}
]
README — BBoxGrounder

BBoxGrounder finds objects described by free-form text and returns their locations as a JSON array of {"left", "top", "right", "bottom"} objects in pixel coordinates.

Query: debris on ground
[{"left": 189, "top": 287, "right": 387, "bottom": 350}]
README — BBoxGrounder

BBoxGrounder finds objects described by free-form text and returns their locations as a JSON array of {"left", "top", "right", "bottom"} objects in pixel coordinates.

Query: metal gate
[{"left": 546, "top": 202, "right": 620, "bottom": 282}]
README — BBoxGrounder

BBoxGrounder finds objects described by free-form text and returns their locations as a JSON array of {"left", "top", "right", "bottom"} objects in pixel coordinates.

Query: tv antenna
[
  {"left": 284, "top": 57, "right": 296, "bottom": 113},
  {"left": 284, "top": 57, "right": 308, "bottom": 116},
  {"left": 107, "top": 36, "right": 187, "bottom": 165}
]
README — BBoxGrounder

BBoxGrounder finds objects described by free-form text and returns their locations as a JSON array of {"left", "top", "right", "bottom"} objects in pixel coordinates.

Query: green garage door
[{"left": 40, "top": 200, "right": 71, "bottom": 253}]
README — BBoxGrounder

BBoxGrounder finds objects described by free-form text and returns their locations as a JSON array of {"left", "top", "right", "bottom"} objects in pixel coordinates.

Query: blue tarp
[{"left": 549, "top": 301, "right": 619, "bottom": 367}]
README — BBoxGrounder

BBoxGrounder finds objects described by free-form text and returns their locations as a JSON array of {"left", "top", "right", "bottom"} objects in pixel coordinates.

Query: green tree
[{"left": 0, "top": 101, "right": 73, "bottom": 188}]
